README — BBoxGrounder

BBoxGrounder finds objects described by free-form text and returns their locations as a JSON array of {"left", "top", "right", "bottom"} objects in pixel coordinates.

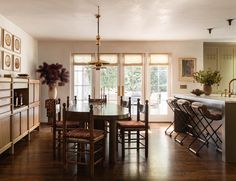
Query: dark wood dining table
[{"left": 66, "top": 102, "right": 130, "bottom": 164}]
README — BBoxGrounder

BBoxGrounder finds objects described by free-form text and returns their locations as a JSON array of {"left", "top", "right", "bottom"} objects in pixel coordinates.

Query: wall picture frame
[
  {"left": 0, "top": 28, "right": 2, "bottom": 47},
  {"left": 2, "top": 51, "right": 12, "bottom": 71},
  {"left": 179, "top": 57, "right": 196, "bottom": 81},
  {"left": 13, "top": 55, "right": 21, "bottom": 72},
  {"left": 3, "top": 29, "right": 13, "bottom": 51},
  {"left": 13, "top": 35, "right": 21, "bottom": 54}
]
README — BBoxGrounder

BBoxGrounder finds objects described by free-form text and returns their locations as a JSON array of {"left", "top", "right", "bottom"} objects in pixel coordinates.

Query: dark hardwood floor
[{"left": 1, "top": 123, "right": 236, "bottom": 181}]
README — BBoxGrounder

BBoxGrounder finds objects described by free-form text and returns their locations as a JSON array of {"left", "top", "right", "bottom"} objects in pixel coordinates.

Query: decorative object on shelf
[
  {"left": 36, "top": 62, "right": 69, "bottom": 99},
  {"left": 2, "top": 29, "right": 12, "bottom": 50},
  {"left": 13, "top": 55, "right": 21, "bottom": 72},
  {"left": 13, "top": 35, "right": 21, "bottom": 54},
  {"left": 17, "top": 73, "right": 29, "bottom": 78},
  {"left": 179, "top": 58, "right": 196, "bottom": 81},
  {"left": 88, "top": 6, "right": 109, "bottom": 70},
  {"left": 2, "top": 51, "right": 12, "bottom": 71},
  {"left": 191, "top": 89, "right": 204, "bottom": 96},
  {"left": 4, "top": 74, "right": 14, "bottom": 78},
  {"left": 203, "top": 84, "right": 212, "bottom": 96},
  {"left": 193, "top": 70, "right": 222, "bottom": 95}
]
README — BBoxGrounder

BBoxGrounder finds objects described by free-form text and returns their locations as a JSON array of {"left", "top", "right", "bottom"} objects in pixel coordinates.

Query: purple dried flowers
[{"left": 36, "top": 62, "right": 69, "bottom": 89}]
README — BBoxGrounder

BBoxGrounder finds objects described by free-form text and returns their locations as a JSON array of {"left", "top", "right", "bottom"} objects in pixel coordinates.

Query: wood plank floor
[{"left": 1, "top": 123, "right": 236, "bottom": 181}]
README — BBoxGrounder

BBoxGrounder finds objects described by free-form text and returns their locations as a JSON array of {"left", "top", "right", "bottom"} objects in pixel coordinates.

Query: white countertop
[{"left": 174, "top": 94, "right": 236, "bottom": 103}]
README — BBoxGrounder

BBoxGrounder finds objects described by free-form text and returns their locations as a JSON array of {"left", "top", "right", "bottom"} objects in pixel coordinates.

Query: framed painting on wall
[
  {"left": 0, "top": 28, "right": 2, "bottom": 47},
  {"left": 2, "top": 51, "right": 12, "bottom": 71},
  {"left": 13, "top": 35, "right": 21, "bottom": 54},
  {"left": 3, "top": 29, "right": 12, "bottom": 51},
  {"left": 13, "top": 55, "right": 21, "bottom": 72},
  {"left": 179, "top": 57, "right": 196, "bottom": 81}
]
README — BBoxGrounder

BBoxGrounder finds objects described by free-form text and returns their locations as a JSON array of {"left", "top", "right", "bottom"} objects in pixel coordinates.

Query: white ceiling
[{"left": 0, "top": 0, "right": 236, "bottom": 41}]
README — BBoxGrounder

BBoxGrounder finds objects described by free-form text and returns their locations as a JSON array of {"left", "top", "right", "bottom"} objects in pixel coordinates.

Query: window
[
  {"left": 73, "top": 54, "right": 92, "bottom": 101},
  {"left": 100, "top": 54, "right": 118, "bottom": 102}
]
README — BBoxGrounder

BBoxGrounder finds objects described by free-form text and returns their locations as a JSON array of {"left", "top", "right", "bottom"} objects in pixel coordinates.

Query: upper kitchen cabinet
[
  {"left": 204, "top": 46, "right": 218, "bottom": 71},
  {"left": 204, "top": 43, "right": 236, "bottom": 93}
]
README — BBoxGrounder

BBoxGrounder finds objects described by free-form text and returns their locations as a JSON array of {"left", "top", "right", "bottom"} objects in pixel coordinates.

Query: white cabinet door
[{"left": 218, "top": 47, "right": 234, "bottom": 92}]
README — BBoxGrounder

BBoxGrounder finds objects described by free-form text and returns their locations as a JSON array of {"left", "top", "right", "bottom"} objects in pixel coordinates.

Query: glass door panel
[
  {"left": 149, "top": 66, "right": 168, "bottom": 115},
  {"left": 124, "top": 66, "right": 142, "bottom": 114},
  {"left": 74, "top": 65, "right": 92, "bottom": 102},
  {"left": 100, "top": 66, "right": 118, "bottom": 103}
]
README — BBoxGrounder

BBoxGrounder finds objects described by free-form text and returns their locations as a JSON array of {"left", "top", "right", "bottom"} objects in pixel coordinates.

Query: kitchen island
[{"left": 174, "top": 94, "right": 236, "bottom": 163}]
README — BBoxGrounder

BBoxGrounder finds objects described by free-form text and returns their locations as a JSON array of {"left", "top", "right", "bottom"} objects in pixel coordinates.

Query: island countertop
[
  {"left": 173, "top": 93, "right": 236, "bottom": 163},
  {"left": 174, "top": 94, "right": 236, "bottom": 103}
]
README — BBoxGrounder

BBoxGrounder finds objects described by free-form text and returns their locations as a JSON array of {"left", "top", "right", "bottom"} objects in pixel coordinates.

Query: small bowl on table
[{"left": 191, "top": 89, "right": 204, "bottom": 96}]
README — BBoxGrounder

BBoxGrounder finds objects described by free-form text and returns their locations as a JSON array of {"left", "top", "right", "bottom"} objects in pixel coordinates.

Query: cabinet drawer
[
  {"left": 0, "top": 90, "right": 11, "bottom": 98},
  {"left": 0, "top": 105, "right": 11, "bottom": 114},
  {"left": 13, "top": 83, "right": 28, "bottom": 89},
  {"left": 0, "top": 98, "right": 11, "bottom": 106},
  {"left": 0, "top": 83, "right": 11, "bottom": 90}
]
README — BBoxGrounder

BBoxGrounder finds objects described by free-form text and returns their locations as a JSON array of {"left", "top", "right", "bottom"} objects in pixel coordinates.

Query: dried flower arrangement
[
  {"left": 193, "top": 70, "right": 222, "bottom": 86},
  {"left": 36, "top": 62, "right": 69, "bottom": 89}
]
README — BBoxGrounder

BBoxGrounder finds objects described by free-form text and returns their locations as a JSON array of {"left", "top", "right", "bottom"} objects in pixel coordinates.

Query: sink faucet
[{"left": 228, "top": 78, "right": 236, "bottom": 97}]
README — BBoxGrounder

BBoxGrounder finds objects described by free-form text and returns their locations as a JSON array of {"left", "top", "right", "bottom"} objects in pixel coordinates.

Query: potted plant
[
  {"left": 36, "top": 62, "right": 69, "bottom": 99},
  {"left": 192, "top": 70, "right": 222, "bottom": 95}
]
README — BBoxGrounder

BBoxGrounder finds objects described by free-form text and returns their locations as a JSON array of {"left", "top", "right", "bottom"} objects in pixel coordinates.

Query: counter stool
[
  {"left": 175, "top": 99, "right": 199, "bottom": 145},
  {"left": 165, "top": 97, "right": 177, "bottom": 137},
  {"left": 190, "top": 102, "right": 222, "bottom": 155}
]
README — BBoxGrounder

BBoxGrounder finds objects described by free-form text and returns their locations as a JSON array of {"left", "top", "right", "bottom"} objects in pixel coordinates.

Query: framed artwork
[
  {"left": 13, "top": 35, "right": 21, "bottom": 54},
  {"left": 3, "top": 29, "right": 12, "bottom": 50},
  {"left": 0, "top": 28, "right": 2, "bottom": 47},
  {"left": 13, "top": 55, "right": 21, "bottom": 72},
  {"left": 179, "top": 57, "right": 196, "bottom": 81},
  {"left": 2, "top": 51, "right": 12, "bottom": 71}
]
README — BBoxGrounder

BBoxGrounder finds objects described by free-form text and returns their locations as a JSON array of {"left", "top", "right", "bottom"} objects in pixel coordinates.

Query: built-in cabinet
[
  {"left": 0, "top": 78, "right": 40, "bottom": 155},
  {"left": 204, "top": 43, "right": 236, "bottom": 93}
]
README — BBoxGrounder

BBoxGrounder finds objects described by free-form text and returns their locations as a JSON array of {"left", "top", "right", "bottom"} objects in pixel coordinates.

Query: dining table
[{"left": 66, "top": 102, "right": 130, "bottom": 164}]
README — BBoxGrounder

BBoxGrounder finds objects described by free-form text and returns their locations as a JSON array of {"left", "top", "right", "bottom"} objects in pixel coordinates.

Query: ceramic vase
[
  {"left": 48, "top": 86, "right": 57, "bottom": 99},
  {"left": 203, "top": 84, "right": 212, "bottom": 95}
]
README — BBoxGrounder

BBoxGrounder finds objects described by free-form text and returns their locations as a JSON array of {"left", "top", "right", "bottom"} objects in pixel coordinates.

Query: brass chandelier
[{"left": 89, "top": 6, "right": 109, "bottom": 70}]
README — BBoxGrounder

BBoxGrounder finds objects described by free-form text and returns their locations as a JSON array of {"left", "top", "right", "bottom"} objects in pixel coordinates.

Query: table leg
[{"left": 109, "top": 120, "right": 116, "bottom": 164}]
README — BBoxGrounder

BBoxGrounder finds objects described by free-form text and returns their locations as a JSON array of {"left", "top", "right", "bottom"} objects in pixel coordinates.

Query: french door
[{"left": 73, "top": 53, "right": 171, "bottom": 122}]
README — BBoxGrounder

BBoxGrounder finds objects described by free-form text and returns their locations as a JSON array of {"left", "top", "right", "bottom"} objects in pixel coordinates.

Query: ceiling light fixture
[
  {"left": 89, "top": 6, "right": 109, "bottom": 70},
  {"left": 207, "top": 28, "right": 213, "bottom": 34},
  {"left": 227, "top": 18, "right": 234, "bottom": 26}
]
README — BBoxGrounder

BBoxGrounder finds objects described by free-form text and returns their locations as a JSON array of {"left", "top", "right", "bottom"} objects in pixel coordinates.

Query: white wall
[
  {"left": 38, "top": 40, "right": 203, "bottom": 122},
  {"left": 0, "top": 14, "right": 38, "bottom": 78}
]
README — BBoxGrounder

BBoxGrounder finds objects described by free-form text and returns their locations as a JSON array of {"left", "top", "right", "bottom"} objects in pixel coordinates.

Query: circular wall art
[
  {"left": 5, "top": 34, "right": 11, "bottom": 46},
  {"left": 5, "top": 55, "right": 11, "bottom": 67},
  {"left": 13, "top": 36, "right": 21, "bottom": 54},
  {"left": 2, "top": 51, "right": 12, "bottom": 71},
  {"left": 13, "top": 55, "right": 21, "bottom": 72},
  {"left": 3, "top": 29, "right": 13, "bottom": 50}
]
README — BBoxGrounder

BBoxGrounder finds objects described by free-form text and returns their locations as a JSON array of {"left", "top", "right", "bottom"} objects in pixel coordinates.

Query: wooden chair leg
[
  {"left": 103, "top": 138, "right": 106, "bottom": 164},
  {"left": 53, "top": 128, "right": 56, "bottom": 159},
  {"left": 116, "top": 127, "right": 119, "bottom": 152},
  {"left": 89, "top": 142, "right": 94, "bottom": 178},
  {"left": 63, "top": 137, "right": 67, "bottom": 169},
  {"left": 137, "top": 130, "right": 140, "bottom": 152},
  {"left": 121, "top": 129, "right": 125, "bottom": 160},
  {"left": 145, "top": 130, "right": 148, "bottom": 159},
  {"left": 58, "top": 130, "right": 62, "bottom": 157},
  {"left": 128, "top": 131, "right": 131, "bottom": 144}
]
